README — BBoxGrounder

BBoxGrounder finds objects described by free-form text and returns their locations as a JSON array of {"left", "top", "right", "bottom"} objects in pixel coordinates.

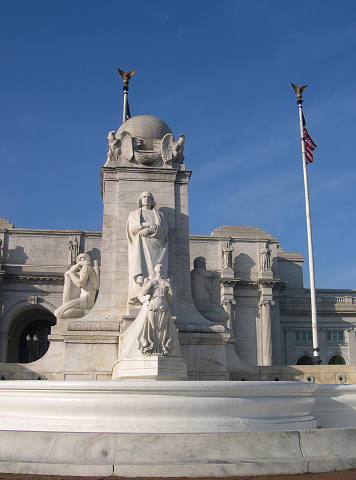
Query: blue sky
[{"left": 1, "top": 0, "right": 355, "bottom": 289}]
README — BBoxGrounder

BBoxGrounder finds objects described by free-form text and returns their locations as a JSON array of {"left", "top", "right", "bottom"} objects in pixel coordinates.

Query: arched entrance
[
  {"left": 328, "top": 354, "right": 346, "bottom": 365},
  {"left": 6, "top": 307, "right": 56, "bottom": 363},
  {"left": 296, "top": 355, "right": 314, "bottom": 365}
]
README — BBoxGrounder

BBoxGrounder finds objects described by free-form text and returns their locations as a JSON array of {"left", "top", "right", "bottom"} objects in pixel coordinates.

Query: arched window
[
  {"left": 6, "top": 307, "right": 56, "bottom": 363},
  {"left": 18, "top": 319, "right": 54, "bottom": 363},
  {"left": 296, "top": 355, "right": 314, "bottom": 365},
  {"left": 328, "top": 355, "right": 346, "bottom": 365}
]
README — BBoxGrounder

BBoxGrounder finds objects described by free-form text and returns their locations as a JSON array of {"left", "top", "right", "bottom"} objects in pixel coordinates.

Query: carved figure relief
[
  {"left": 68, "top": 240, "right": 74, "bottom": 264},
  {"left": 106, "top": 131, "right": 121, "bottom": 162},
  {"left": 72, "top": 237, "right": 80, "bottom": 258},
  {"left": 55, "top": 253, "right": 99, "bottom": 320},
  {"left": 68, "top": 237, "right": 80, "bottom": 265},
  {"left": 126, "top": 192, "right": 168, "bottom": 304},
  {"left": 222, "top": 241, "right": 234, "bottom": 269},
  {"left": 191, "top": 257, "right": 229, "bottom": 323},
  {"left": 161, "top": 133, "right": 185, "bottom": 166},
  {"left": 105, "top": 130, "right": 185, "bottom": 168},
  {"left": 260, "top": 242, "right": 272, "bottom": 271}
]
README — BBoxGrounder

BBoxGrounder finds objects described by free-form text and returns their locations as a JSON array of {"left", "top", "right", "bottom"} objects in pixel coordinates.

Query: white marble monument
[{"left": 21, "top": 114, "right": 235, "bottom": 382}]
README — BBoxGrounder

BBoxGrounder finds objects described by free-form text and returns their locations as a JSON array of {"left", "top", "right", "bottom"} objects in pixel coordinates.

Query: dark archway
[
  {"left": 6, "top": 307, "right": 56, "bottom": 363},
  {"left": 328, "top": 355, "right": 346, "bottom": 365},
  {"left": 296, "top": 355, "right": 314, "bottom": 365}
]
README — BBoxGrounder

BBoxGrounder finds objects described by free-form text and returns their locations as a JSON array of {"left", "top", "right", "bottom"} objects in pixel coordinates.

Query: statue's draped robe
[
  {"left": 126, "top": 208, "right": 168, "bottom": 303},
  {"left": 119, "top": 278, "right": 181, "bottom": 358}
]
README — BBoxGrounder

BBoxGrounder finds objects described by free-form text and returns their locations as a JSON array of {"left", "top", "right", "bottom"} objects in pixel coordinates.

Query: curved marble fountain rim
[
  {"left": 0, "top": 379, "right": 317, "bottom": 392},
  {"left": 0, "top": 380, "right": 317, "bottom": 433}
]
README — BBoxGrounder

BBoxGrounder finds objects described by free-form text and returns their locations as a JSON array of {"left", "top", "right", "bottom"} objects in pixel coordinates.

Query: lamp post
[{"left": 26, "top": 334, "right": 38, "bottom": 362}]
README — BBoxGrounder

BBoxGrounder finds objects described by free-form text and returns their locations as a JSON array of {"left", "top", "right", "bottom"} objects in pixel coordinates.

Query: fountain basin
[
  {"left": 1, "top": 380, "right": 356, "bottom": 477},
  {"left": 0, "top": 380, "right": 317, "bottom": 433}
]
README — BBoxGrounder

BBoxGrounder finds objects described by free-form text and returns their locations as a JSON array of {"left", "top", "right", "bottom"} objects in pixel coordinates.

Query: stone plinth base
[
  {"left": 1, "top": 428, "right": 356, "bottom": 477},
  {"left": 112, "top": 355, "right": 188, "bottom": 380},
  {"left": 259, "top": 270, "right": 274, "bottom": 280}
]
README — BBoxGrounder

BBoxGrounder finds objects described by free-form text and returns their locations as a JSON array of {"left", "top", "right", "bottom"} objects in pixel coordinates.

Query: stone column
[
  {"left": 259, "top": 299, "right": 275, "bottom": 366},
  {"left": 258, "top": 273, "right": 276, "bottom": 367}
]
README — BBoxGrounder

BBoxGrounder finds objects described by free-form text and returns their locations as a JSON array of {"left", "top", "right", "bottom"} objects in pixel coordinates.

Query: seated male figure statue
[{"left": 55, "top": 253, "right": 99, "bottom": 320}]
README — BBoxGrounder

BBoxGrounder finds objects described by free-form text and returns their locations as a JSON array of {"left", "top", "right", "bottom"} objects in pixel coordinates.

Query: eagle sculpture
[
  {"left": 118, "top": 68, "right": 136, "bottom": 86},
  {"left": 291, "top": 83, "right": 308, "bottom": 101}
]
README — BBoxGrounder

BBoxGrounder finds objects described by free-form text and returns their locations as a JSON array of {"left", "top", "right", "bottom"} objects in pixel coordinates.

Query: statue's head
[
  {"left": 154, "top": 263, "right": 163, "bottom": 274},
  {"left": 76, "top": 253, "right": 91, "bottom": 265},
  {"left": 194, "top": 256, "right": 206, "bottom": 269},
  {"left": 137, "top": 191, "right": 156, "bottom": 209}
]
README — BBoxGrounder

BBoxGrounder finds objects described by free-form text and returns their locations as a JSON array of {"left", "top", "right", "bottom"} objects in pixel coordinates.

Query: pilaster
[
  {"left": 317, "top": 327, "right": 327, "bottom": 364},
  {"left": 284, "top": 327, "right": 296, "bottom": 365},
  {"left": 347, "top": 327, "right": 356, "bottom": 365}
]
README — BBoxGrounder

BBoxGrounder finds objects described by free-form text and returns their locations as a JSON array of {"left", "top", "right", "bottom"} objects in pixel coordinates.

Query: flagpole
[
  {"left": 123, "top": 84, "right": 129, "bottom": 124},
  {"left": 118, "top": 68, "right": 136, "bottom": 124},
  {"left": 292, "top": 83, "right": 321, "bottom": 365}
]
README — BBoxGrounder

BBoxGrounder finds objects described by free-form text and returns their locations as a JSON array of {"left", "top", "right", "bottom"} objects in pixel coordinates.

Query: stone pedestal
[
  {"left": 180, "top": 331, "right": 232, "bottom": 380},
  {"left": 112, "top": 355, "right": 188, "bottom": 380}
]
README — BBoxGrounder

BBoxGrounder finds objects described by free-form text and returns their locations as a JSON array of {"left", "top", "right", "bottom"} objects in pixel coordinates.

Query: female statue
[
  {"left": 137, "top": 263, "right": 178, "bottom": 355},
  {"left": 119, "top": 264, "right": 180, "bottom": 357}
]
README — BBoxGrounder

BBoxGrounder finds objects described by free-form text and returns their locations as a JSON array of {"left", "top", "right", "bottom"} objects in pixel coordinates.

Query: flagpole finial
[
  {"left": 118, "top": 68, "right": 136, "bottom": 124},
  {"left": 118, "top": 68, "right": 136, "bottom": 89},
  {"left": 291, "top": 83, "right": 308, "bottom": 103}
]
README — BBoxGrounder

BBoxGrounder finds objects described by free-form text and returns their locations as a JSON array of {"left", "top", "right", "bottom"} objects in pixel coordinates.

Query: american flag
[{"left": 302, "top": 113, "right": 317, "bottom": 163}]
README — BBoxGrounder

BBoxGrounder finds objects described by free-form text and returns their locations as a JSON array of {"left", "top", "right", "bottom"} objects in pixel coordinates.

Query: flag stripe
[{"left": 302, "top": 112, "right": 317, "bottom": 164}]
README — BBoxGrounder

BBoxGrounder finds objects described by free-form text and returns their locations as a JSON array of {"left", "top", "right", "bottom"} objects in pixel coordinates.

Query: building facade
[{"left": 1, "top": 216, "right": 355, "bottom": 367}]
